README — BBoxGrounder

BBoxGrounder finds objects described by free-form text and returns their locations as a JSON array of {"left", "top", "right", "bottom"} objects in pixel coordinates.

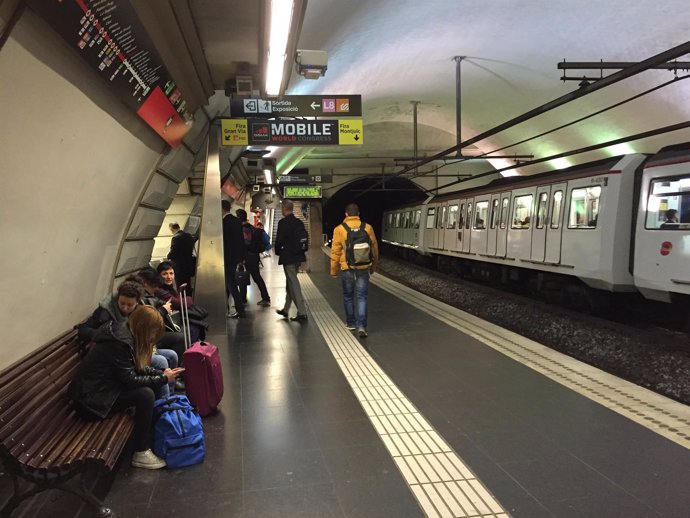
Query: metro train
[{"left": 382, "top": 143, "right": 690, "bottom": 311}]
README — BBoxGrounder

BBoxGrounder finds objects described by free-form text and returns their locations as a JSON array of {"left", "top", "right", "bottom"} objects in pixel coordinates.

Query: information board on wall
[
  {"left": 29, "top": 0, "right": 191, "bottom": 148},
  {"left": 283, "top": 186, "right": 322, "bottom": 198},
  {"left": 221, "top": 119, "right": 363, "bottom": 146}
]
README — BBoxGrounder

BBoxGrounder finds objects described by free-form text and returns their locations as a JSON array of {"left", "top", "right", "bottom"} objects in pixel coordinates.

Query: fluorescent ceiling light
[
  {"left": 265, "top": 0, "right": 295, "bottom": 96},
  {"left": 264, "top": 168, "right": 274, "bottom": 185}
]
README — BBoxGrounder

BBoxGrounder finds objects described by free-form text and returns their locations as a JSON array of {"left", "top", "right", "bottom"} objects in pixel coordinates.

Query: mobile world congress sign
[
  {"left": 221, "top": 119, "right": 363, "bottom": 146},
  {"left": 230, "top": 95, "right": 362, "bottom": 118}
]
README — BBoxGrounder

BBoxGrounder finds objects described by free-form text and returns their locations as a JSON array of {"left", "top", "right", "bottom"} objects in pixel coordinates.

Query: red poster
[{"left": 136, "top": 86, "right": 190, "bottom": 148}]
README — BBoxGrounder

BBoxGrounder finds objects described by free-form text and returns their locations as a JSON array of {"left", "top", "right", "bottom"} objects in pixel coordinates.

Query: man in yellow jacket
[{"left": 330, "top": 203, "right": 379, "bottom": 337}]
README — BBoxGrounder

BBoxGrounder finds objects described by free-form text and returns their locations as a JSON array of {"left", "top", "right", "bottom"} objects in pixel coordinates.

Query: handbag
[{"left": 235, "top": 263, "right": 250, "bottom": 286}]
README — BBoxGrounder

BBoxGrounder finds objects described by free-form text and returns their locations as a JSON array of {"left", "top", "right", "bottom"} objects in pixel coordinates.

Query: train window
[
  {"left": 550, "top": 191, "right": 563, "bottom": 229},
  {"left": 426, "top": 208, "right": 436, "bottom": 229},
  {"left": 435, "top": 206, "right": 446, "bottom": 229},
  {"left": 645, "top": 175, "right": 690, "bottom": 230},
  {"left": 465, "top": 203, "right": 473, "bottom": 230},
  {"left": 536, "top": 192, "right": 549, "bottom": 229},
  {"left": 499, "top": 198, "right": 509, "bottom": 229},
  {"left": 415, "top": 209, "right": 422, "bottom": 229},
  {"left": 474, "top": 201, "right": 489, "bottom": 229},
  {"left": 511, "top": 195, "right": 533, "bottom": 229},
  {"left": 447, "top": 205, "right": 459, "bottom": 229},
  {"left": 490, "top": 199, "right": 499, "bottom": 229},
  {"left": 408, "top": 211, "right": 414, "bottom": 228},
  {"left": 394, "top": 213, "right": 400, "bottom": 228},
  {"left": 458, "top": 203, "right": 465, "bottom": 229},
  {"left": 568, "top": 187, "right": 601, "bottom": 229}
]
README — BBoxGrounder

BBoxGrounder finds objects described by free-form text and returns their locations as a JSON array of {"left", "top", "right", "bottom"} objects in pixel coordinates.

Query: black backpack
[
  {"left": 242, "top": 223, "right": 265, "bottom": 254},
  {"left": 292, "top": 222, "right": 309, "bottom": 254},
  {"left": 342, "top": 222, "right": 373, "bottom": 267}
]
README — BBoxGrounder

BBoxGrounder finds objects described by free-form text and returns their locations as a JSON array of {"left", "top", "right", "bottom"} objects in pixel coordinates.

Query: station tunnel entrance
[{"left": 322, "top": 177, "right": 427, "bottom": 241}]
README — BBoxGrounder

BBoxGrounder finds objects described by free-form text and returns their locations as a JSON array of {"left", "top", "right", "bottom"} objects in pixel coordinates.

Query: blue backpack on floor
[{"left": 153, "top": 395, "right": 205, "bottom": 469}]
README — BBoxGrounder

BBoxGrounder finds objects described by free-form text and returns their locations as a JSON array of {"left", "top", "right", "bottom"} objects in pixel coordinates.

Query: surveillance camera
[{"left": 295, "top": 49, "right": 328, "bottom": 79}]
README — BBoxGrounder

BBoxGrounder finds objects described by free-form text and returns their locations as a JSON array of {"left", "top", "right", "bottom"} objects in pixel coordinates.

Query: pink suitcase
[
  {"left": 178, "top": 284, "right": 223, "bottom": 416},
  {"left": 183, "top": 341, "right": 224, "bottom": 416}
]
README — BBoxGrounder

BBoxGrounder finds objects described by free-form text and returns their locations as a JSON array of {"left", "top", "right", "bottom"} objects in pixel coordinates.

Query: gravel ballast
[{"left": 377, "top": 256, "right": 690, "bottom": 405}]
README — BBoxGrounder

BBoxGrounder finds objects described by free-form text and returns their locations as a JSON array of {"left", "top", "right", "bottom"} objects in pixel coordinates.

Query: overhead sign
[
  {"left": 230, "top": 95, "right": 362, "bottom": 117},
  {"left": 221, "top": 119, "right": 249, "bottom": 146},
  {"left": 283, "top": 186, "right": 322, "bottom": 198},
  {"left": 277, "top": 175, "right": 311, "bottom": 184},
  {"left": 28, "top": 0, "right": 191, "bottom": 148},
  {"left": 221, "top": 119, "right": 363, "bottom": 146}
]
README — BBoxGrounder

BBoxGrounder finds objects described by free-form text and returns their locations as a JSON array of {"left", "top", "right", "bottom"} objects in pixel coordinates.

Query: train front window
[
  {"left": 645, "top": 175, "right": 690, "bottom": 230},
  {"left": 511, "top": 195, "right": 533, "bottom": 229},
  {"left": 447, "top": 205, "right": 459, "bottom": 229},
  {"left": 568, "top": 187, "right": 601, "bottom": 229},
  {"left": 426, "top": 208, "right": 435, "bottom": 229}
]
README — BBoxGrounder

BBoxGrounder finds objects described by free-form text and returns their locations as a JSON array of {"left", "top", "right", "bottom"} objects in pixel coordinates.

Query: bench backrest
[{"left": 0, "top": 329, "right": 82, "bottom": 452}]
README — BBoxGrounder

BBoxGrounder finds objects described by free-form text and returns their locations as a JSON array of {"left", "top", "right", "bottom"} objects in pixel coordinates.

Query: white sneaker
[
  {"left": 345, "top": 324, "right": 356, "bottom": 331},
  {"left": 131, "top": 449, "right": 166, "bottom": 470},
  {"left": 357, "top": 328, "right": 368, "bottom": 338}
]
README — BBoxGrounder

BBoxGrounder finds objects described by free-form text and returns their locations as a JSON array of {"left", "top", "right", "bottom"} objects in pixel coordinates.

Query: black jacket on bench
[{"left": 68, "top": 321, "right": 167, "bottom": 419}]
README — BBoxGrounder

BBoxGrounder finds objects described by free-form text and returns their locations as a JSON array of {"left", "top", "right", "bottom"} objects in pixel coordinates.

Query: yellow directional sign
[
  {"left": 221, "top": 119, "right": 248, "bottom": 146},
  {"left": 338, "top": 119, "right": 363, "bottom": 145}
]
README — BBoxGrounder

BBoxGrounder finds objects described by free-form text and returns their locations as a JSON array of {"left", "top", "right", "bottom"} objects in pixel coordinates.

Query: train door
[
  {"left": 545, "top": 185, "right": 566, "bottom": 263},
  {"left": 530, "top": 186, "right": 551, "bottom": 262},
  {"left": 462, "top": 199, "right": 473, "bottom": 253},
  {"left": 470, "top": 197, "right": 490, "bottom": 254},
  {"left": 445, "top": 202, "right": 459, "bottom": 251},
  {"left": 437, "top": 204, "right": 448, "bottom": 249},
  {"left": 425, "top": 207, "right": 433, "bottom": 248},
  {"left": 487, "top": 195, "right": 501, "bottom": 256},
  {"left": 495, "top": 193, "right": 511, "bottom": 258},
  {"left": 455, "top": 200, "right": 466, "bottom": 252},
  {"left": 412, "top": 209, "right": 422, "bottom": 247}
]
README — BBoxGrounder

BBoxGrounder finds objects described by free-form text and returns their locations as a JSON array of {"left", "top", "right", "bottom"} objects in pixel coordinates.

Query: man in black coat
[
  {"left": 222, "top": 199, "right": 246, "bottom": 317},
  {"left": 167, "top": 222, "right": 196, "bottom": 288},
  {"left": 274, "top": 200, "right": 308, "bottom": 321}
]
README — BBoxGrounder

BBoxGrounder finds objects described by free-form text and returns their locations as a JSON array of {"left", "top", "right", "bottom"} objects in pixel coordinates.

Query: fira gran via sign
[{"left": 221, "top": 119, "right": 363, "bottom": 146}]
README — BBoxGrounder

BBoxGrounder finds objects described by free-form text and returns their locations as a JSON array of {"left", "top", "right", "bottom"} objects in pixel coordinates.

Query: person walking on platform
[
  {"left": 222, "top": 199, "right": 246, "bottom": 318},
  {"left": 275, "top": 200, "right": 308, "bottom": 322},
  {"left": 330, "top": 203, "right": 379, "bottom": 338},
  {"left": 236, "top": 208, "right": 271, "bottom": 306},
  {"left": 167, "top": 222, "right": 196, "bottom": 290}
]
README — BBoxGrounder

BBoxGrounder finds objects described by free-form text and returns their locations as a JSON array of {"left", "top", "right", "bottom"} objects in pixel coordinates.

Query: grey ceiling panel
[
  {"left": 157, "top": 145, "right": 195, "bottom": 183},
  {"left": 141, "top": 173, "right": 179, "bottom": 210},
  {"left": 116, "top": 240, "right": 154, "bottom": 276},
  {"left": 127, "top": 206, "right": 167, "bottom": 240},
  {"left": 184, "top": 108, "right": 210, "bottom": 153}
]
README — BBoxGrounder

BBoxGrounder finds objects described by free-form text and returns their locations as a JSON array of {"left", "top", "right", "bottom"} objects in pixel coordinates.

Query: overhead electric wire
[
  {"left": 353, "top": 40, "right": 690, "bottom": 199},
  {"left": 426, "top": 120, "right": 690, "bottom": 193},
  {"left": 423, "top": 73, "right": 690, "bottom": 176}
]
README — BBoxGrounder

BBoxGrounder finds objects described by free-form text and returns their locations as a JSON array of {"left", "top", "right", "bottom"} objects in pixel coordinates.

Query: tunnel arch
[{"left": 322, "top": 176, "right": 427, "bottom": 240}]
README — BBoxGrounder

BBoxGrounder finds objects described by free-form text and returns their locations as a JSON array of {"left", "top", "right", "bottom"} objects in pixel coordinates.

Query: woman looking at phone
[{"left": 68, "top": 305, "right": 185, "bottom": 469}]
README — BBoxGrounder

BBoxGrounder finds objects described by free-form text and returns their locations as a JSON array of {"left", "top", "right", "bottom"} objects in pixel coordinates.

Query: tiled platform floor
[{"left": 3, "top": 252, "right": 690, "bottom": 517}]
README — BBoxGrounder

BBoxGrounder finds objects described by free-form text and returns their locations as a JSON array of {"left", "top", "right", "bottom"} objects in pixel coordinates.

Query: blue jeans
[
  {"left": 341, "top": 269, "right": 370, "bottom": 330},
  {"left": 151, "top": 349, "right": 178, "bottom": 398}
]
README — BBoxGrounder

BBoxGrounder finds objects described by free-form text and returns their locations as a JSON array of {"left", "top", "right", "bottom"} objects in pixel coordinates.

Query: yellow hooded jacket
[{"left": 330, "top": 216, "right": 379, "bottom": 276}]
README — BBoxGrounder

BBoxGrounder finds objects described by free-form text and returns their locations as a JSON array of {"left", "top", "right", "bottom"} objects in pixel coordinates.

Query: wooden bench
[{"left": 0, "top": 329, "right": 134, "bottom": 518}]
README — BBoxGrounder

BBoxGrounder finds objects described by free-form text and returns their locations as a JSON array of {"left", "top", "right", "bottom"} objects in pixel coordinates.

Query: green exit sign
[{"left": 283, "top": 186, "right": 322, "bottom": 198}]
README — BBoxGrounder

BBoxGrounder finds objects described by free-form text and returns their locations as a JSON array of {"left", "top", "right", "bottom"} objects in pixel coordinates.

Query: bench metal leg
[{"left": 0, "top": 462, "right": 115, "bottom": 518}]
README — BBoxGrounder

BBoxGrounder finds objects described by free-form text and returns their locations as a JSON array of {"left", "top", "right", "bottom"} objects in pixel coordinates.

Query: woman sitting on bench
[{"left": 68, "top": 305, "right": 184, "bottom": 470}]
